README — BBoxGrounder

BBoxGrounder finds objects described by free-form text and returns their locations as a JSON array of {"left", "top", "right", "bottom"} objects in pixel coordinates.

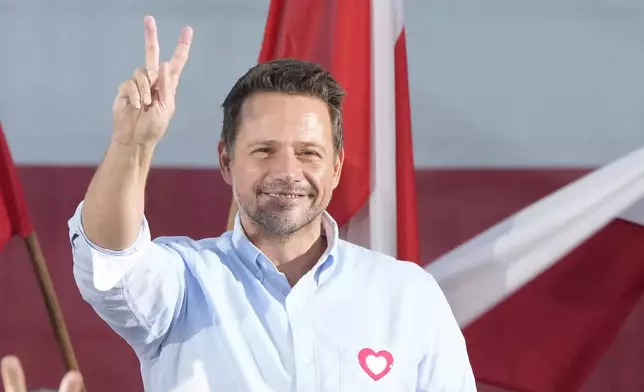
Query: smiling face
[{"left": 220, "top": 92, "right": 344, "bottom": 237}]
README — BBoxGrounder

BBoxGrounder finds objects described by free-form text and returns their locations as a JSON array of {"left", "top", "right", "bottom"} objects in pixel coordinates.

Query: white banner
[{"left": 426, "top": 145, "right": 644, "bottom": 327}]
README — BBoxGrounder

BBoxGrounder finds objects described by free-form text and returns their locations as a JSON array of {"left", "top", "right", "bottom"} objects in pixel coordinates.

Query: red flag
[
  {"left": 259, "top": 0, "right": 419, "bottom": 263},
  {"left": 0, "top": 122, "right": 33, "bottom": 248}
]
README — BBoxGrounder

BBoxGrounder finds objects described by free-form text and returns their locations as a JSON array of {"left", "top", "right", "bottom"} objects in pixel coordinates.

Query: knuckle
[
  {"left": 126, "top": 82, "right": 139, "bottom": 96},
  {"left": 132, "top": 67, "right": 149, "bottom": 81}
]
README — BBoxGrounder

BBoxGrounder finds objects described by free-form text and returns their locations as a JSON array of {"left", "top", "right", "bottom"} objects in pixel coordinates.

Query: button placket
[{"left": 287, "top": 283, "right": 319, "bottom": 392}]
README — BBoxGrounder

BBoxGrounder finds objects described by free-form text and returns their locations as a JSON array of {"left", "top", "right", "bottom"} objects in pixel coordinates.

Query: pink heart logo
[{"left": 357, "top": 348, "right": 394, "bottom": 381}]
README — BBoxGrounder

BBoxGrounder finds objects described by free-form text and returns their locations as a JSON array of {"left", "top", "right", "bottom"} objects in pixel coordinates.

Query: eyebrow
[
  {"left": 245, "top": 140, "right": 278, "bottom": 150},
  {"left": 246, "top": 140, "right": 325, "bottom": 149},
  {"left": 298, "top": 142, "right": 326, "bottom": 150}
]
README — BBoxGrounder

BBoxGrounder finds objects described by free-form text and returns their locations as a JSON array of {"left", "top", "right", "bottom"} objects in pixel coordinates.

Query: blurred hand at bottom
[{"left": 1, "top": 356, "right": 83, "bottom": 392}]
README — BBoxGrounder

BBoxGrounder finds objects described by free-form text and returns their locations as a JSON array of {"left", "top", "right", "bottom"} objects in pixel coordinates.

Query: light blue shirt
[{"left": 69, "top": 201, "right": 475, "bottom": 392}]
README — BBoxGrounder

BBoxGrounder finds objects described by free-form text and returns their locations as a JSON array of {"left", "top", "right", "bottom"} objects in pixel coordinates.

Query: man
[{"left": 69, "top": 16, "right": 476, "bottom": 392}]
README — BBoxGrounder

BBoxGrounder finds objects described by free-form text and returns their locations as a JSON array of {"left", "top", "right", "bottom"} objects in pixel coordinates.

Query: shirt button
[{"left": 300, "top": 351, "right": 313, "bottom": 365}]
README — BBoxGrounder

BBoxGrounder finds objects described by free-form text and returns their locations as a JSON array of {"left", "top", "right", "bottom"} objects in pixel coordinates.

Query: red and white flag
[
  {"left": 426, "top": 149, "right": 644, "bottom": 391},
  {"left": 258, "top": 0, "right": 420, "bottom": 263}
]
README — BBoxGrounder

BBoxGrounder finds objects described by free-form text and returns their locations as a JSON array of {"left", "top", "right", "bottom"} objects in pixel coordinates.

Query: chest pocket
[{"left": 317, "top": 343, "right": 417, "bottom": 392}]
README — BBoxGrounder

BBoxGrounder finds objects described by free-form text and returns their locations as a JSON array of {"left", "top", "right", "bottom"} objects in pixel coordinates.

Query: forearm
[{"left": 81, "top": 140, "right": 155, "bottom": 250}]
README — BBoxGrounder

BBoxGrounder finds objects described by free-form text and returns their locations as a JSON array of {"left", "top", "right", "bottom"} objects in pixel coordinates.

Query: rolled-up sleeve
[{"left": 68, "top": 201, "right": 186, "bottom": 357}]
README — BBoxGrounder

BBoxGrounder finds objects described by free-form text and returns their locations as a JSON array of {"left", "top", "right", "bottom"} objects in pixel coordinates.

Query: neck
[{"left": 240, "top": 214, "right": 328, "bottom": 286}]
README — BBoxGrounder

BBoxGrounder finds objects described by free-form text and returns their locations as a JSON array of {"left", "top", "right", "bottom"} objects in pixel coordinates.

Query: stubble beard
[{"left": 234, "top": 188, "right": 327, "bottom": 239}]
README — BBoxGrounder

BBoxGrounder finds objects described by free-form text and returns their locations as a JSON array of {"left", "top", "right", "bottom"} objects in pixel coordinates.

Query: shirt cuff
[{"left": 69, "top": 201, "right": 151, "bottom": 291}]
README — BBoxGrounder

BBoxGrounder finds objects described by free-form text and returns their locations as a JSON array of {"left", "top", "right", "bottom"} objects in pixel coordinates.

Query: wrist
[
  {"left": 109, "top": 138, "right": 156, "bottom": 157},
  {"left": 107, "top": 138, "right": 156, "bottom": 172}
]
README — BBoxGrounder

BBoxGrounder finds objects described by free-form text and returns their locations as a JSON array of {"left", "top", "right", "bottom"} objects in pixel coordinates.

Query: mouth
[{"left": 261, "top": 192, "right": 309, "bottom": 199}]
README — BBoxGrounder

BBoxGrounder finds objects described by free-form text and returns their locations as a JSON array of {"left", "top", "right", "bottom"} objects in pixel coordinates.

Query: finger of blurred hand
[
  {"left": 1, "top": 356, "right": 27, "bottom": 392},
  {"left": 133, "top": 67, "right": 152, "bottom": 106},
  {"left": 143, "top": 15, "right": 160, "bottom": 72},
  {"left": 169, "top": 26, "right": 193, "bottom": 88},
  {"left": 58, "top": 370, "right": 83, "bottom": 392}
]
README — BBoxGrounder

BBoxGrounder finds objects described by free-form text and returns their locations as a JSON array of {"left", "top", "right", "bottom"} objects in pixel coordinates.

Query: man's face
[{"left": 220, "top": 92, "right": 343, "bottom": 237}]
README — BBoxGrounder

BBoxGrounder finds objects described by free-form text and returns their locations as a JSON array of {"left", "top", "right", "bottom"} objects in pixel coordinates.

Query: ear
[
  {"left": 331, "top": 148, "right": 344, "bottom": 189},
  {"left": 218, "top": 140, "right": 233, "bottom": 186}
]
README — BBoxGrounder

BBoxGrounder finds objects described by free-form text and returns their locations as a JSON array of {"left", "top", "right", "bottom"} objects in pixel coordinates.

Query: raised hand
[
  {"left": 1, "top": 356, "right": 83, "bottom": 392},
  {"left": 112, "top": 16, "right": 193, "bottom": 146}
]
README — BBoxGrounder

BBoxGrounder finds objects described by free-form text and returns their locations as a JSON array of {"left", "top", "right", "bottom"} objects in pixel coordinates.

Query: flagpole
[{"left": 23, "top": 231, "right": 80, "bottom": 373}]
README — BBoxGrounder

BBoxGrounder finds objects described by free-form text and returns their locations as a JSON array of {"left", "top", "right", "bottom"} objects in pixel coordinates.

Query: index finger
[{"left": 144, "top": 15, "right": 160, "bottom": 71}]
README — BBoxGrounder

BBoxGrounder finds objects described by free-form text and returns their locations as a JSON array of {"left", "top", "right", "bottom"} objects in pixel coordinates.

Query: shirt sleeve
[
  {"left": 416, "top": 272, "right": 477, "bottom": 392},
  {"left": 68, "top": 201, "right": 186, "bottom": 357}
]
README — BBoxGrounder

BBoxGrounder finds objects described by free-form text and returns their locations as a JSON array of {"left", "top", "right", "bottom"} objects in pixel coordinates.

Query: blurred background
[{"left": 2, "top": 0, "right": 644, "bottom": 391}]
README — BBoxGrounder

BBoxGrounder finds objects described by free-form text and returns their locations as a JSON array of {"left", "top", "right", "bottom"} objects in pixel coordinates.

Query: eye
[
  {"left": 301, "top": 150, "right": 321, "bottom": 158},
  {"left": 252, "top": 147, "right": 271, "bottom": 155}
]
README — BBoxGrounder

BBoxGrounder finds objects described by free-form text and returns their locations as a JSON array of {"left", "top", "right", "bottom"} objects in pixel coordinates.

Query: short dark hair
[{"left": 220, "top": 58, "right": 345, "bottom": 156}]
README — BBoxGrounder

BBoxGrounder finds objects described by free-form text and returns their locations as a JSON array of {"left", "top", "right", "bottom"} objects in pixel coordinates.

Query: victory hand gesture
[{"left": 112, "top": 16, "right": 193, "bottom": 146}]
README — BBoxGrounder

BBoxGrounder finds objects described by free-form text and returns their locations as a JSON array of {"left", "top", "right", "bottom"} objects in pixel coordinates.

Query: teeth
[{"left": 266, "top": 193, "right": 300, "bottom": 198}]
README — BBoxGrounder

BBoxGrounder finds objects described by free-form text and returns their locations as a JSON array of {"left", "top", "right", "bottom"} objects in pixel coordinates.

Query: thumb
[{"left": 157, "top": 61, "right": 174, "bottom": 109}]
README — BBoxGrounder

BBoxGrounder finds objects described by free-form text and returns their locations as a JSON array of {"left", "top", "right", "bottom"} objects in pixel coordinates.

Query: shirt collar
[{"left": 230, "top": 211, "right": 339, "bottom": 286}]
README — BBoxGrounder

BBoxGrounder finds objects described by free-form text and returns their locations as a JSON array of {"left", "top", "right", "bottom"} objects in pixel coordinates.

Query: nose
[{"left": 268, "top": 150, "right": 302, "bottom": 182}]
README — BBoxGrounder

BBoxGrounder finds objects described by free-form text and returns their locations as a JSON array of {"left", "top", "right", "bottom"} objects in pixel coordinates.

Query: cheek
[
  {"left": 306, "top": 166, "right": 336, "bottom": 193},
  {"left": 231, "top": 164, "right": 261, "bottom": 191}
]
